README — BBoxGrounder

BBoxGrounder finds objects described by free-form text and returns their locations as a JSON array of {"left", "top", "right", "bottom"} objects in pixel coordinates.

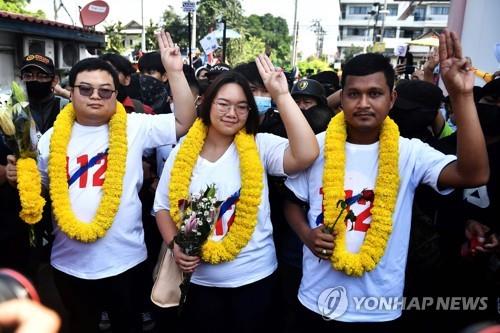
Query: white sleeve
[
  {"left": 153, "top": 142, "right": 182, "bottom": 213},
  {"left": 408, "top": 138, "right": 457, "bottom": 194},
  {"left": 284, "top": 132, "right": 324, "bottom": 202},
  {"left": 256, "top": 133, "right": 289, "bottom": 177},
  {"left": 36, "top": 129, "right": 52, "bottom": 189},
  {"left": 128, "top": 113, "right": 177, "bottom": 149},
  {"left": 284, "top": 169, "right": 309, "bottom": 203}
]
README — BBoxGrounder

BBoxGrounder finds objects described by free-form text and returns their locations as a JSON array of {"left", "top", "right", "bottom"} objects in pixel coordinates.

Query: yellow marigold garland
[
  {"left": 169, "top": 118, "right": 264, "bottom": 264},
  {"left": 17, "top": 157, "right": 45, "bottom": 224},
  {"left": 323, "top": 112, "right": 400, "bottom": 276},
  {"left": 48, "top": 102, "right": 128, "bottom": 243}
]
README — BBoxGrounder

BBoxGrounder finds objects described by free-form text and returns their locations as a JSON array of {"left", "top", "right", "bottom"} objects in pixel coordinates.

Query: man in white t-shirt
[
  {"left": 284, "top": 31, "right": 489, "bottom": 332},
  {"left": 6, "top": 32, "right": 196, "bottom": 333}
]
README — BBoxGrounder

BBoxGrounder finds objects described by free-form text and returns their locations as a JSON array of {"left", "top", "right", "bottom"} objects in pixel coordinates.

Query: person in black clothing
[
  {"left": 20, "top": 54, "right": 68, "bottom": 143},
  {"left": 0, "top": 139, "right": 30, "bottom": 276}
]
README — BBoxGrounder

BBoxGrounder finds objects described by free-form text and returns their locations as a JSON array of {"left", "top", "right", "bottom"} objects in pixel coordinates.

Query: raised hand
[
  {"left": 255, "top": 54, "right": 289, "bottom": 99},
  {"left": 423, "top": 47, "right": 439, "bottom": 73},
  {"left": 157, "top": 31, "right": 183, "bottom": 73},
  {"left": 438, "top": 30, "right": 474, "bottom": 96}
]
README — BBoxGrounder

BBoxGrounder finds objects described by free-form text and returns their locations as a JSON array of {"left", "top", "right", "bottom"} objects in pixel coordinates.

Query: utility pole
[
  {"left": 188, "top": 11, "right": 192, "bottom": 66},
  {"left": 191, "top": 3, "right": 197, "bottom": 55},
  {"left": 291, "top": 0, "right": 299, "bottom": 67},
  {"left": 141, "top": 0, "right": 146, "bottom": 51},
  {"left": 311, "top": 20, "right": 326, "bottom": 58},
  {"left": 379, "top": 0, "right": 388, "bottom": 42},
  {"left": 293, "top": 20, "right": 299, "bottom": 66},
  {"left": 372, "top": 2, "right": 381, "bottom": 43}
]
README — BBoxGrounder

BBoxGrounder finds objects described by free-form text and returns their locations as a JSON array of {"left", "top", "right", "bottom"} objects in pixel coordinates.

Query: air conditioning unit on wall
[
  {"left": 22, "top": 37, "right": 55, "bottom": 60},
  {"left": 56, "top": 42, "right": 97, "bottom": 70},
  {"left": 57, "top": 41, "right": 79, "bottom": 69}
]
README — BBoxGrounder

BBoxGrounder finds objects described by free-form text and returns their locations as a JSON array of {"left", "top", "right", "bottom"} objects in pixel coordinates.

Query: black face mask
[
  {"left": 26, "top": 81, "right": 52, "bottom": 100},
  {"left": 117, "top": 85, "right": 128, "bottom": 103},
  {"left": 477, "top": 103, "right": 500, "bottom": 137}
]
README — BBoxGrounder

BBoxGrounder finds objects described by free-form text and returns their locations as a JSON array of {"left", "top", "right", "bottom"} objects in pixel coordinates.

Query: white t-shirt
[
  {"left": 154, "top": 133, "right": 288, "bottom": 287},
  {"left": 285, "top": 132, "right": 456, "bottom": 322},
  {"left": 37, "top": 112, "right": 177, "bottom": 279}
]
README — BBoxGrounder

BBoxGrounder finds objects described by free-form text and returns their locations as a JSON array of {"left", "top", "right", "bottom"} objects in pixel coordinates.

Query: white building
[
  {"left": 122, "top": 20, "right": 143, "bottom": 52},
  {"left": 338, "top": 0, "right": 450, "bottom": 62}
]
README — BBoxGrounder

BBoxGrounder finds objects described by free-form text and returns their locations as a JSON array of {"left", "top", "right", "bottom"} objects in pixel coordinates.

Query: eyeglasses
[
  {"left": 74, "top": 85, "right": 116, "bottom": 100},
  {"left": 21, "top": 72, "right": 53, "bottom": 82},
  {"left": 213, "top": 100, "right": 250, "bottom": 116}
]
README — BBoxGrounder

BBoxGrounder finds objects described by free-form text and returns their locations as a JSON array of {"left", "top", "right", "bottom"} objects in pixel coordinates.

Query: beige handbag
[{"left": 151, "top": 242, "right": 183, "bottom": 308}]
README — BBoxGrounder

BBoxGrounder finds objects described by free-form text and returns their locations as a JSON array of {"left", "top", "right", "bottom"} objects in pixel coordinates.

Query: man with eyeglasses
[
  {"left": 20, "top": 54, "right": 69, "bottom": 144},
  {"left": 6, "top": 32, "right": 196, "bottom": 333}
]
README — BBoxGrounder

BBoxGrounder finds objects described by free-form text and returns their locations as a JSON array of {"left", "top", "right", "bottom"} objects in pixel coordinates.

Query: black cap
[
  {"left": 206, "top": 63, "right": 231, "bottom": 80},
  {"left": 291, "top": 79, "right": 327, "bottom": 105},
  {"left": 480, "top": 77, "right": 500, "bottom": 99},
  {"left": 394, "top": 79, "right": 443, "bottom": 111},
  {"left": 20, "top": 54, "right": 55, "bottom": 75}
]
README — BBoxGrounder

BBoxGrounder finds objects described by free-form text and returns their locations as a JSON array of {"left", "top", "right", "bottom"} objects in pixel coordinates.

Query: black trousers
[
  {"left": 53, "top": 262, "right": 144, "bottom": 333},
  {"left": 180, "top": 272, "right": 277, "bottom": 333},
  {"left": 297, "top": 303, "right": 403, "bottom": 333}
]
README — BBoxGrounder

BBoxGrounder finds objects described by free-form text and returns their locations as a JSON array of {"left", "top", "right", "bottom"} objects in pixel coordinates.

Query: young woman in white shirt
[{"left": 153, "top": 53, "right": 319, "bottom": 333}]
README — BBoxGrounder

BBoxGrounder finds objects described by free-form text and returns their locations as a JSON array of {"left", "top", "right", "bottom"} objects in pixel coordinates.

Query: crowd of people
[{"left": 0, "top": 30, "right": 499, "bottom": 333}]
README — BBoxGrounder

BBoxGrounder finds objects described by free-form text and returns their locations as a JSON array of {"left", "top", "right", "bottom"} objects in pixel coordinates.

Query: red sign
[{"left": 79, "top": 0, "right": 109, "bottom": 27}]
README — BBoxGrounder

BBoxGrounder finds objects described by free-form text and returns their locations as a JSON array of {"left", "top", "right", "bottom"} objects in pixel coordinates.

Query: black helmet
[{"left": 291, "top": 79, "right": 327, "bottom": 105}]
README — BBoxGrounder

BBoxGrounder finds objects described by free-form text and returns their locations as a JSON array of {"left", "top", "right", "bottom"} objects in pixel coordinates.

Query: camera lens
[{"left": 0, "top": 269, "right": 39, "bottom": 303}]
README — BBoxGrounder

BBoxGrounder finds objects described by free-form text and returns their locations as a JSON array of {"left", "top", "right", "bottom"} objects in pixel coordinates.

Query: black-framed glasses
[
  {"left": 74, "top": 85, "right": 116, "bottom": 99},
  {"left": 213, "top": 100, "right": 250, "bottom": 116}
]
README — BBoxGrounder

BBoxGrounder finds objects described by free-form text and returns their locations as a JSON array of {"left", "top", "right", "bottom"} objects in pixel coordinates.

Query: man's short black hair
[
  {"left": 99, "top": 53, "right": 136, "bottom": 76},
  {"left": 138, "top": 52, "right": 166, "bottom": 75},
  {"left": 341, "top": 53, "right": 395, "bottom": 91},
  {"left": 233, "top": 62, "right": 264, "bottom": 88},
  {"left": 69, "top": 58, "right": 119, "bottom": 90}
]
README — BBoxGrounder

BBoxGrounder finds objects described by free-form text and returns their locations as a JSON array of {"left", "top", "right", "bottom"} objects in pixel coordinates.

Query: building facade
[
  {"left": 338, "top": 0, "right": 450, "bottom": 62},
  {"left": 0, "top": 11, "right": 105, "bottom": 90}
]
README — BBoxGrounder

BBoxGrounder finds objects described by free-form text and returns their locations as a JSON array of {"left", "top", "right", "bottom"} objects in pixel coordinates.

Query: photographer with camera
[
  {"left": 0, "top": 269, "right": 60, "bottom": 333},
  {"left": 0, "top": 299, "right": 60, "bottom": 333}
]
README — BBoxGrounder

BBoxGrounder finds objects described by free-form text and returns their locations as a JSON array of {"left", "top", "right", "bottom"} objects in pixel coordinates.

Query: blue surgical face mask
[{"left": 254, "top": 95, "right": 272, "bottom": 115}]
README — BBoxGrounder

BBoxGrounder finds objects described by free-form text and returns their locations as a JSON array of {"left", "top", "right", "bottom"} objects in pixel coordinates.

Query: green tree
[
  {"left": 145, "top": 19, "right": 159, "bottom": 51},
  {"left": 0, "top": 0, "right": 45, "bottom": 18},
  {"left": 242, "top": 14, "right": 291, "bottom": 67},
  {"left": 227, "top": 34, "right": 266, "bottom": 66},
  {"left": 161, "top": 5, "right": 189, "bottom": 50},
  {"left": 104, "top": 22, "right": 125, "bottom": 54},
  {"left": 297, "top": 56, "right": 332, "bottom": 77},
  {"left": 196, "top": 0, "right": 244, "bottom": 42}
]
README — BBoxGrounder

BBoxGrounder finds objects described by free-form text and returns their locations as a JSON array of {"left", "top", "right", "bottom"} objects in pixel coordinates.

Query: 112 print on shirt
[{"left": 66, "top": 150, "right": 108, "bottom": 188}]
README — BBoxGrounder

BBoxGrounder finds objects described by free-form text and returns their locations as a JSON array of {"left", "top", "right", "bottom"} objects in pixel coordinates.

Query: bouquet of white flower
[
  {"left": 0, "top": 82, "right": 45, "bottom": 227},
  {"left": 175, "top": 184, "right": 222, "bottom": 312},
  {"left": 0, "top": 82, "right": 34, "bottom": 158}
]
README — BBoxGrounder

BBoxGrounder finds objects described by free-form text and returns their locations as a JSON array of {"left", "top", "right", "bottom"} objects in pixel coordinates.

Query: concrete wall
[
  {"left": 0, "top": 32, "right": 17, "bottom": 90},
  {"left": 450, "top": 0, "right": 500, "bottom": 86}
]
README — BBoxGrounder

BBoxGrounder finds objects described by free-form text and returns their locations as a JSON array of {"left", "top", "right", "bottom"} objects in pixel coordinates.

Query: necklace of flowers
[
  {"left": 323, "top": 111, "right": 400, "bottom": 277},
  {"left": 169, "top": 118, "right": 263, "bottom": 264},
  {"left": 48, "top": 102, "right": 128, "bottom": 243},
  {"left": 17, "top": 156, "right": 45, "bottom": 224}
]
